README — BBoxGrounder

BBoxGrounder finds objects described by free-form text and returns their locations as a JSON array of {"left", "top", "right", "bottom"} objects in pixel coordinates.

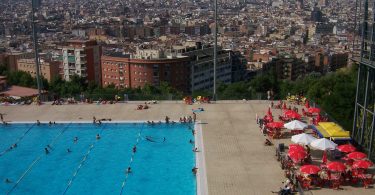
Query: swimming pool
[{"left": 0, "top": 122, "right": 196, "bottom": 195}]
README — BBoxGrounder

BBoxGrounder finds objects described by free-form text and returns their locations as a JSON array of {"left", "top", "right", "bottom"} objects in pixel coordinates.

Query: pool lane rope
[
  {"left": 6, "top": 123, "right": 72, "bottom": 195},
  {"left": 0, "top": 123, "right": 36, "bottom": 157},
  {"left": 119, "top": 123, "right": 145, "bottom": 195},
  {"left": 63, "top": 124, "right": 107, "bottom": 195}
]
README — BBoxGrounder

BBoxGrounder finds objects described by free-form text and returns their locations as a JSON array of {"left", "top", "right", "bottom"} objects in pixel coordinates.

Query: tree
[
  {"left": 218, "top": 81, "right": 253, "bottom": 100},
  {"left": 0, "top": 65, "right": 7, "bottom": 76}
]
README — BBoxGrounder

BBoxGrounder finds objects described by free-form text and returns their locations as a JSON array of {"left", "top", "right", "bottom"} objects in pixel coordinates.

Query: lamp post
[
  {"left": 213, "top": 0, "right": 217, "bottom": 100},
  {"left": 32, "top": 0, "right": 42, "bottom": 101}
]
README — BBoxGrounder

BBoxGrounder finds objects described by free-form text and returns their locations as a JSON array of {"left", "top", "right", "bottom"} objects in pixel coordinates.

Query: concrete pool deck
[{"left": 1, "top": 101, "right": 374, "bottom": 195}]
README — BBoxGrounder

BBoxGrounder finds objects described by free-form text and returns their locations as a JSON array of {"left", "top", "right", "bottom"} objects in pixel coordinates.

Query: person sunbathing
[{"left": 264, "top": 139, "right": 273, "bottom": 146}]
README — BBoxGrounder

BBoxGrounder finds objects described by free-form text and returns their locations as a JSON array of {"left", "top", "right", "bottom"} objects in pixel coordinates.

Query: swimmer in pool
[
  {"left": 11, "top": 143, "right": 17, "bottom": 149},
  {"left": 126, "top": 167, "right": 132, "bottom": 173}
]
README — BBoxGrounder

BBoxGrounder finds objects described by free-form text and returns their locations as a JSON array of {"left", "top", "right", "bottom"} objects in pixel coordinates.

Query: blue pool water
[{"left": 0, "top": 123, "right": 196, "bottom": 195}]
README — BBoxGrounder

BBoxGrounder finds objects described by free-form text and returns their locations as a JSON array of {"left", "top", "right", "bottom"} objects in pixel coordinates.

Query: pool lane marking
[
  {"left": 6, "top": 123, "right": 72, "bottom": 195},
  {"left": 0, "top": 123, "right": 36, "bottom": 157},
  {"left": 63, "top": 124, "right": 107, "bottom": 195},
  {"left": 119, "top": 123, "right": 145, "bottom": 195}
]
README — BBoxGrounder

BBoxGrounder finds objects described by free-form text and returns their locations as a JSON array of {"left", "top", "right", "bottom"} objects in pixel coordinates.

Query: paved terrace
[{"left": 1, "top": 101, "right": 374, "bottom": 195}]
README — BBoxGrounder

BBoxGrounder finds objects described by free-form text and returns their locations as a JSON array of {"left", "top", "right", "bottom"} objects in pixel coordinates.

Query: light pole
[
  {"left": 213, "top": 0, "right": 217, "bottom": 100},
  {"left": 32, "top": 0, "right": 42, "bottom": 100}
]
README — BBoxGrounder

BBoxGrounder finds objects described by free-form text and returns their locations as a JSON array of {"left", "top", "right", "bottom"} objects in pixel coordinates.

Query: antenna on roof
[{"left": 213, "top": 0, "right": 217, "bottom": 101}]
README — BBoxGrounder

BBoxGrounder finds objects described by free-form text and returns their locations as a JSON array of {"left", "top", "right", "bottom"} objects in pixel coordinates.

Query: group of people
[
  {"left": 146, "top": 116, "right": 176, "bottom": 124},
  {"left": 93, "top": 117, "right": 112, "bottom": 125},
  {"left": 146, "top": 121, "right": 162, "bottom": 125},
  {"left": 51, "top": 96, "right": 125, "bottom": 106},
  {"left": 183, "top": 96, "right": 211, "bottom": 105},
  {"left": 137, "top": 102, "right": 150, "bottom": 110},
  {"left": 179, "top": 116, "right": 193, "bottom": 123},
  {"left": 36, "top": 120, "right": 57, "bottom": 126},
  {"left": 44, "top": 133, "right": 100, "bottom": 155}
]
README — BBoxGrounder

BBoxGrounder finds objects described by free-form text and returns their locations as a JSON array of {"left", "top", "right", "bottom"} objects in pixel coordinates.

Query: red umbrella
[
  {"left": 284, "top": 110, "right": 301, "bottom": 119},
  {"left": 308, "top": 107, "right": 320, "bottom": 113},
  {"left": 300, "top": 165, "right": 321, "bottom": 174},
  {"left": 352, "top": 160, "right": 374, "bottom": 169},
  {"left": 337, "top": 144, "right": 357, "bottom": 153},
  {"left": 288, "top": 150, "right": 307, "bottom": 162},
  {"left": 264, "top": 115, "right": 273, "bottom": 122},
  {"left": 287, "top": 112, "right": 301, "bottom": 120},
  {"left": 289, "top": 144, "right": 305, "bottom": 152},
  {"left": 305, "top": 100, "right": 310, "bottom": 108},
  {"left": 347, "top": 152, "right": 367, "bottom": 160},
  {"left": 284, "top": 110, "right": 296, "bottom": 115},
  {"left": 266, "top": 121, "right": 284, "bottom": 129},
  {"left": 327, "top": 162, "right": 346, "bottom": 172}
]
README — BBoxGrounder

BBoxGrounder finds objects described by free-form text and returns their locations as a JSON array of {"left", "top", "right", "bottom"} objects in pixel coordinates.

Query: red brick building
[{"left": 101, "top": 54, "right": 190, "bottom": 92}]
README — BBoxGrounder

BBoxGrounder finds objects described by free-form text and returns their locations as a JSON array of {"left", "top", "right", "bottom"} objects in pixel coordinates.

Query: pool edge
[{"left": 195, "top": 122, "right": 208, "bottom": 195}]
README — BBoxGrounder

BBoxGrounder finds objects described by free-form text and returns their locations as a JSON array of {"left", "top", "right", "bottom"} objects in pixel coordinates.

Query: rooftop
[{"left": 0, "top": 85, "right": 43, "bottom": 97}]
